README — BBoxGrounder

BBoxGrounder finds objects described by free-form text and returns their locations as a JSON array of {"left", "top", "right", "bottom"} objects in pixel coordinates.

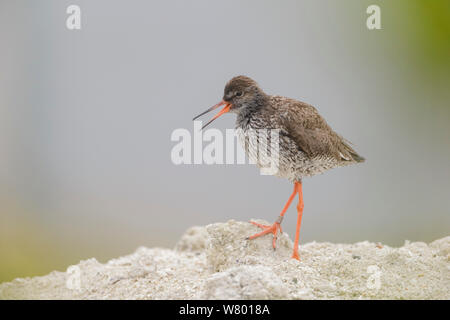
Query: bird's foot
[
  {"left": 246, "top": 220, "right": 283, "bottom": 250},
  {"left": 291, "top": 249, "right": 300, "bottom": 260}
]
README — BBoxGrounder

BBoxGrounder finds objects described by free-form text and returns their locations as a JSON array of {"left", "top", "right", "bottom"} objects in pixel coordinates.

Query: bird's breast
[
  {"left": 235, "top": 113, "right": 322, "bottom": 180},
  {"left": 235, "top": 114, "right": 291, "bottom": 173}
]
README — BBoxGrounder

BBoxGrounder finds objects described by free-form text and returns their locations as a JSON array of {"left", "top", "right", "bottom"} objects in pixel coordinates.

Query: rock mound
[{"left": 1, "top": 220, "right": 448, "bottom": 299}]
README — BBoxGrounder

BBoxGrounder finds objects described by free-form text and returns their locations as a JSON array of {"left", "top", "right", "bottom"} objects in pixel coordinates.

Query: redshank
[{"left": 193, "top": 76, "right": 364, "bottom": 260}]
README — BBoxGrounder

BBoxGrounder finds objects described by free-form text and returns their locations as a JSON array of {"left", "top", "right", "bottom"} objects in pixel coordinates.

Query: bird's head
[
  {"left": 223, "top": 75, "right": 264, "bottom": 110},
  {"left": 193, "top": 75, "right": 267, "bottom": 129}
]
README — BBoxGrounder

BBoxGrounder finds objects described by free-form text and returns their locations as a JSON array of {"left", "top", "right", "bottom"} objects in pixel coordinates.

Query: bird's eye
[{"left": 235, "top": 91, "right": 243, "bottom": 97}]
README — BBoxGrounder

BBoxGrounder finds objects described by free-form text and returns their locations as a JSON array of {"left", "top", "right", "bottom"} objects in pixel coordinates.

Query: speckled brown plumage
[{"left": 224, "top": 76, "right": 364, "bottom": 182}]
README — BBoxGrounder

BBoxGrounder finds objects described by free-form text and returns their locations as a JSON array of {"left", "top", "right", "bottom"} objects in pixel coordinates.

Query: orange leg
[
  {"left": 291, "top": 181, "right": 304, "bottom": 260},
  {"left": 247, "top": 184, "right": 298, "bottom": 250}
]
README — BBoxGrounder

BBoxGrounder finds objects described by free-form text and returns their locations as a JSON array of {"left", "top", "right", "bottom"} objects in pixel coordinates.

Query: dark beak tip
[{"left": 192, "top": 100, "right": 225, "bottom": 122}]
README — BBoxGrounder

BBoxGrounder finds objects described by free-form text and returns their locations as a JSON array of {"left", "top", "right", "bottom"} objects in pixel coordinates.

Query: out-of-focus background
[{"left": 1, "top": 0, "right": 449, "bottom": 282}]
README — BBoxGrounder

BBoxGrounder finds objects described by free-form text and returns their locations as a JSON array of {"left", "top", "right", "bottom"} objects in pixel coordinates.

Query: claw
[{"left": 247, "top": 220, "right": 282, "bottom": 250}]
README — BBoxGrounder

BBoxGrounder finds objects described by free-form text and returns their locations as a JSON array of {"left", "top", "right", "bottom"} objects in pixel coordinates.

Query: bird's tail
[
  {"left": 341, "top": 138, "right": 365, "bottom": 163},
  {"left": 349, "top": 150, "right": 365, "bottom": 163}
]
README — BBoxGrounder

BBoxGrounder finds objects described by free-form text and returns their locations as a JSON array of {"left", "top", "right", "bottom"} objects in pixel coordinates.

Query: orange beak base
[{"left": 193, "top": 100, "right": 231, "bottom": 130}]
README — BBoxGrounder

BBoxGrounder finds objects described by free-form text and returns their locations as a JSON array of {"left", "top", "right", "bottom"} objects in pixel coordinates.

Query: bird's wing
[{"left": 276, "top": 98, "right": 364, "bottom": 162}]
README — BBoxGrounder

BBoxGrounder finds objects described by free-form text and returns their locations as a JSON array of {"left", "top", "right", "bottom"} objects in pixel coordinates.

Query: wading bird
[{"left": 193, "top": 76, "right": 364, "bottom": 260}]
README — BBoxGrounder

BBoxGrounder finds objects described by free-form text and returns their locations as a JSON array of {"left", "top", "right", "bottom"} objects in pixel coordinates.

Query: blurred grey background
[{"left": 1, "top": 0, "right": 449, "bottom": 281}]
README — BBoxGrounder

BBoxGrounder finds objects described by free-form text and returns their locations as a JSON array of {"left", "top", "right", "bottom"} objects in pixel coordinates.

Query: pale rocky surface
[{"left": 1, "top": 220, "right": 449, "bottom": 300}]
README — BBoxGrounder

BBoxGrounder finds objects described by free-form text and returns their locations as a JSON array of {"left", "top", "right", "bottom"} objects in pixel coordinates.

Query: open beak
[{"left": 192, "top": 100, "right": 231, "bottom": 130}]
